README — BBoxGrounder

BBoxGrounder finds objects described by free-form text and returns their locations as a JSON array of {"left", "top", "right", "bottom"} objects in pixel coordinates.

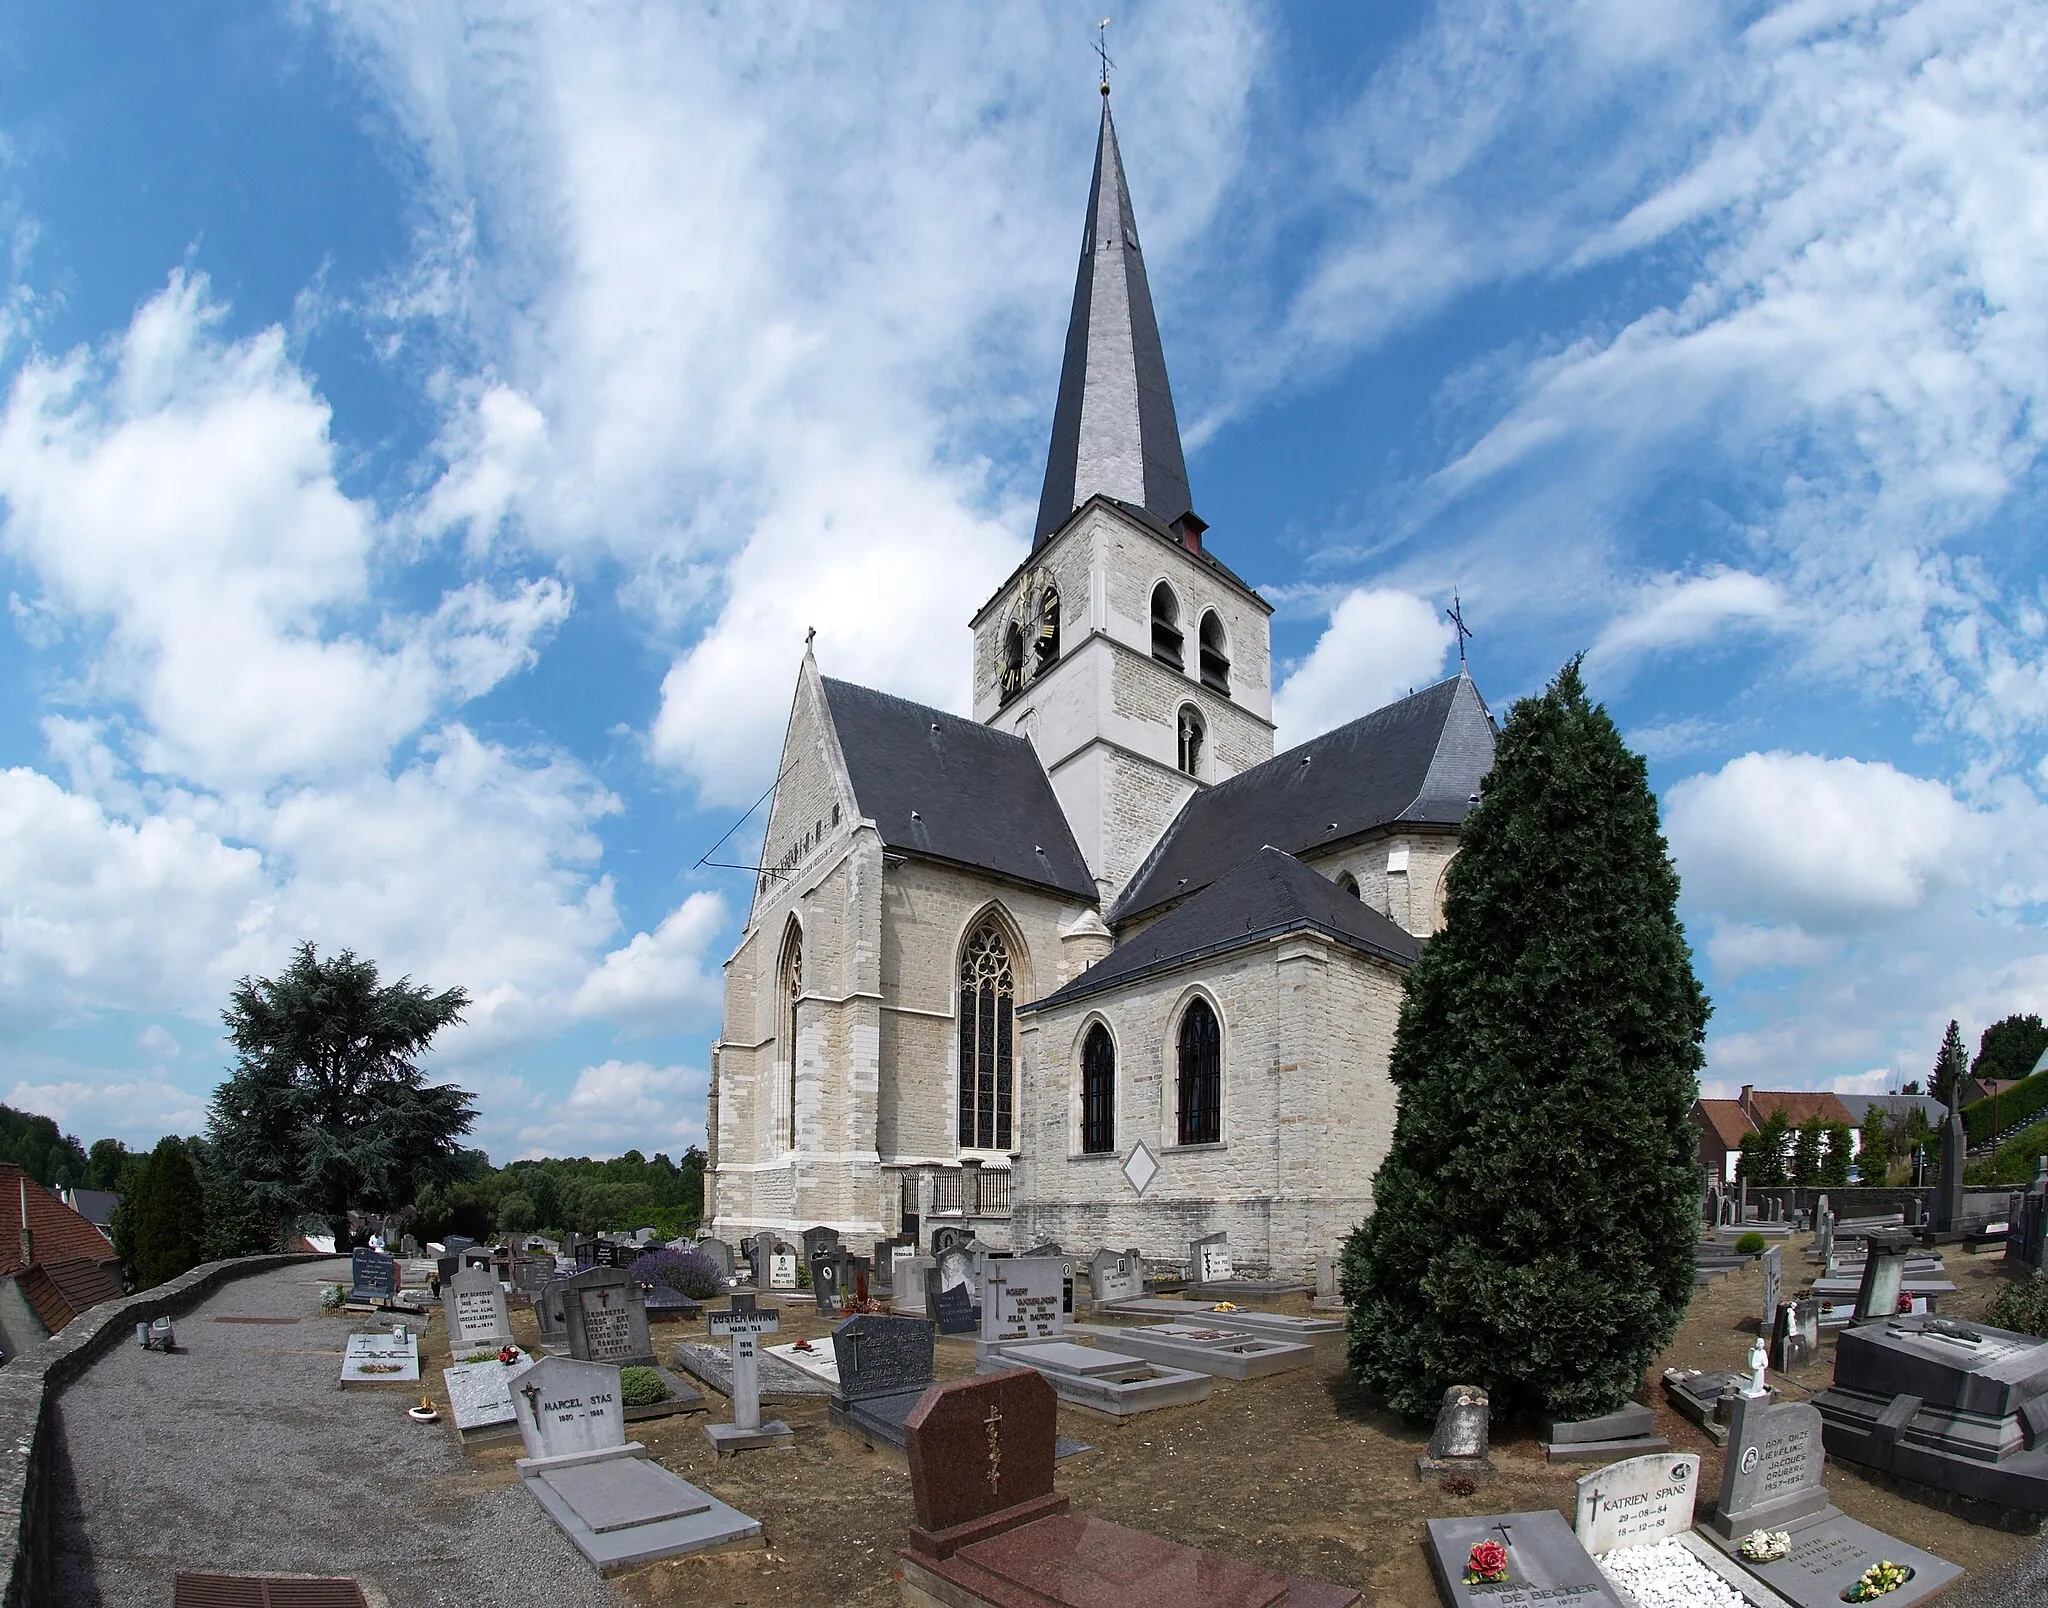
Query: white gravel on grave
[{"left": 1598, "top": 1539, "right": 1750, "bottom": 1608}]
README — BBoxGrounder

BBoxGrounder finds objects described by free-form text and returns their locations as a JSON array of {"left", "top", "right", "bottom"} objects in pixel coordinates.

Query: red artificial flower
[{"left": 1467, "top": 1540, "right": 1509, "bottom": 1580}]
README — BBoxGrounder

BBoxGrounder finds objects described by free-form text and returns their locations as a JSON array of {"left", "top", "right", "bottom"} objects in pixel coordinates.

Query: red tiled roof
[
  {"left": 1743, "top": 1090, "right": 1857, "bottom": 1128},
  {"left": 13, "top": 1264, "right": 74, "bottom": 1334},
  {"left": 42, "top": 1255, "right": 121, "bottom": 1318},
  {"left": 0, "top": 1164, "right": 125, "bottom": 1279},
  {"left": 1693, "top": 1099, "right": 1754, "bottom": 1150}
]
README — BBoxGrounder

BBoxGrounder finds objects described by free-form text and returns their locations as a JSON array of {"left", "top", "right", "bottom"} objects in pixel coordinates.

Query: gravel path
[{"left": 51, "top": 1258, "right": 619, "bottom": 1608}]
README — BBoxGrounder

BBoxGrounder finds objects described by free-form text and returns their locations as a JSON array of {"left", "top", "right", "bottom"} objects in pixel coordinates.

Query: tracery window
[
  {"left": 1080, "top": 1023, "right": 1115, "bottom": 1155},
  {"left": 1199, "top": 611, "right": 1231, "bottom": 695},
  {"left": 1177, "top": 704, "right": 1205, "bottom": 777},
  {"left": 782, "top": 926, "right": 803, "bottom": 1150},
  {"left": 1151, "top": 583, "right": 1183, "bottom": 670},
  {"left": 958, "top": 920, "right": 1016, "bottom": 1151},
  {"left": 1177, "top": 996, "right": 1221, "bottom": 1146}
]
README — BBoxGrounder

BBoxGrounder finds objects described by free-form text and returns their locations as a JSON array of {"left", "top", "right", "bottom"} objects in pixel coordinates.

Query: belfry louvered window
[
  {"left": 1177, "top": 997, "right": 1221, "bottom": 1146},
  {"left": 1081, "top": 1023, "right": 1115, "bottom": 1155},
  {"left": 958, "top": 921, "right": 1015, "bottom": 1150}
]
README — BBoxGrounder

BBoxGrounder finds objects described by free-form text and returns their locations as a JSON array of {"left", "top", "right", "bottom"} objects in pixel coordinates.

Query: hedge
[{"left": 1964, "top": 1071, "right": 2048, "bottom": 1146}]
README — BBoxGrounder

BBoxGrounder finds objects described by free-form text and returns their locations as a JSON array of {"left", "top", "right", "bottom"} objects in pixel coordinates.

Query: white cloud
[
  {"left": 137, "top": 1024, "right": 179, "bottom": 1060},
  {"left": 1666, "top": 751, "right": 1972, "bottom": 932},
  {"left": 1588, "top": 569, "right": 1785, "bottom": 678},
  {"left": 573, "top": 891, "right": 727, "bottom": 1036},
  {"left": 8, "top": 1075, "right": 208, "bottom": 1146},
  {"left": 509, "top": 1059, "right": 708, "bottom": 1161},
  {"left": 1273, "top": 587, "right": 1454, "bottom": 750}
]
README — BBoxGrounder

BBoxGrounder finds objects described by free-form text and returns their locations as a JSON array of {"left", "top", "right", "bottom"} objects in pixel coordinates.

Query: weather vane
[
  {"left": 1096, "top": 18, "right": 1115, "bottom": 94},
  {"left": 1445, "top": 591, "right": 1474, "bottom": 665}
]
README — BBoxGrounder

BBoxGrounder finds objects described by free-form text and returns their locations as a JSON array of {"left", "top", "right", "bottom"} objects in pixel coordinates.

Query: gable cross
[
  {"left": 1095, "top": 19, "right": 1115, "bottom": 93},
  {"left": 1445, "top": 591, "right": 1474, "bottom": 665}
]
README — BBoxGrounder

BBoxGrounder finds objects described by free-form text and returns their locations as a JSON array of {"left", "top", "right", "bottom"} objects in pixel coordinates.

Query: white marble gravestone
[
  {"left": 340, "top": 1329, "right": 419, "bottom": 1385},
  {"left": 768, "top": 1252, "right": 797, "bottom": 1290},
  {"left": 445, "top": 1262, "right": 514, "bottom": 1354},
  {"left": 980, "top": 1256, "right": 1065, "bottom": 1346},
  {"left": 445, "top": 1351, "right": 537, "bottom": 1446},
  {"left": 1191, "top": 1232, "right": 1232, "bottom": 1284},
  {"left": 1573, "top": 1452, "right": 1701, "bottom": 1554},
  {"left": 511, "top": 1356, "right": 638, "bottom": 1466}
]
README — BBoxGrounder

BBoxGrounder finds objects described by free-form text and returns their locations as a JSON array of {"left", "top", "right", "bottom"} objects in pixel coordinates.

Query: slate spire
[{"left": 1033, "top": 96, "right": 1193, "bottom": 547}]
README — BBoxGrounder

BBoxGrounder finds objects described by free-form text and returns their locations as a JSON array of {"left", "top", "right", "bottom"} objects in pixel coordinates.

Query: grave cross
[{"left": 983, "top": 1401, "right": 1004, "bottom": 1494}]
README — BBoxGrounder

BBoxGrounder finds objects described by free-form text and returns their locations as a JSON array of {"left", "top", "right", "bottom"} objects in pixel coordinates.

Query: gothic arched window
[
  {"left": 1177, "top": 997, "right": 1221, "bottom": 1146},
  {"left": 1177, "top": 704, "right": 1205, "bottom": 777},
  {"left": 1151, "top": 583, "right": 1183, "bottom": 670},
  {"left": 1337, "top": 871, "right": 1360, "bottom": 898},
  {"left": 958, "top": 920, "right": 1016, "bottom": 1151},
  {"left": 1080, "top": 1022, "right": 1115, "bottom": 1155},
  {"left": 1199, "top": 611, "right": 1231, "bottom": 695},
  {"left": 781, "top": 925, "right": 803, "bottom": 1151}
]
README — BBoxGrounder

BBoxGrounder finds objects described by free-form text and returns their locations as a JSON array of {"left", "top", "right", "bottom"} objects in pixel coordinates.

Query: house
[
  {"left": 0, "top": 1166, "right": 125, "bottom": 1361},
  {"left": 1690, "top": 1086, "right": 1859, "bottom": 1183},
  {"left": 1958, "top": 1076, "right": 2029, "bottom": 1109},
  {"left": 59, "top": 1186, "right": 118, "bottom": 1241}
]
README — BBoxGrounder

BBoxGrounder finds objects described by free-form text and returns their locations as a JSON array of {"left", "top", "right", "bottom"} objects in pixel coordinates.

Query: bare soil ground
[{"left": 424, "top": 1245, "right": 2041, "bottom": 1607}]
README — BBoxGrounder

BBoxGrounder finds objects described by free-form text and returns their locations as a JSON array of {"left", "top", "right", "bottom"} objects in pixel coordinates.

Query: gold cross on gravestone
[{"left": 983, "top": 1402, "right": 1005, "bottom": 1494}]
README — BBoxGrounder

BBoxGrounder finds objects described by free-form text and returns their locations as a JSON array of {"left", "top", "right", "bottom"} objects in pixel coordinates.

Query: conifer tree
[
  {"left": 131, "top": 1137, "right": 207, "bottom": 1289},
  {"left": 1344, "top": 660, "right": 1708, "bottom": 1422},
  {"left": 1857, "top": 1109, "right": 1893, "bottom": 1183},
  {"left": 1932, "top": 1019, "right": 1969, "bottom": 1108}
]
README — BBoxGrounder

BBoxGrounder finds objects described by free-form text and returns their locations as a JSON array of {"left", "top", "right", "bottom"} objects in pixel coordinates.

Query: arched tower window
[
  {"left": 1080, "top": 1023, "right": 1115, "bottom": 1155},
  {"left": 1177, "top": 704, "right": 1205, "bottom": 777},
  {"left": 1001, "top": 623, "right": 1026, "bottom": 703},
  {"left": 1150, "top": 583, "right": 1183, "bottom": 670},
  {"left": 1199, "top": 611, "right": 1231, "bottom": 695},
  {"left": 1177, "top": 997, "right": 1221, "bottom": 1146},
  {"left": 1337, "top": 871, "right": 1360, "bottom": 898},
  {"left": 781, "top": 925, "right": 803, "bottom": 1151},
  {"left": 958, "top": 920, "right": 1016, "bottom": 1151}
]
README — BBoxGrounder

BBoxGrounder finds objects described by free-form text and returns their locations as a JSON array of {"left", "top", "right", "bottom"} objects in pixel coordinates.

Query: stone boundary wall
[{"left": 0, "top": 1252, "right": 332, "bottom": 1608}]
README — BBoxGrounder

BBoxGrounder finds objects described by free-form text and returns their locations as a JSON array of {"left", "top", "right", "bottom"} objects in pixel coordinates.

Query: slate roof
[
  {"left": 1113, "top": 673, "right": 1497, "bottom": 925},
  {"left": 61, "top": 1186, "right": 117, "bottom": 1230},
  {"left": 1032, "top": 847, "right": 1416, "bottom": 1010},
  {"left": 0, "top": 1165, "right": 124, "bottom": 1278},
  {"left": 1034, "top": 100, "right": 1193, "bottom": 545},
  {"left": 822, "top": 678, "right": 1097, "bottom": 901}
]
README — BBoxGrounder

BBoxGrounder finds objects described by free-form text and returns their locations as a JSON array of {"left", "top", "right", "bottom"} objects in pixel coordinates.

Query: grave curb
[{"left": 0, "top": 1251, "right": 329, "bottom": 1608}]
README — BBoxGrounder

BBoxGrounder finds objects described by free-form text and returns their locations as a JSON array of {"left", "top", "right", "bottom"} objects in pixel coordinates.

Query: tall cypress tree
[
  {"left": 1345, "top": 660, "right": 1708, "bottom": 1422},
  {"left": 132, "top": 1137, "right": 207, "bottom": 1289},
  {"left": 1932, "top": 1019, "right": 1969, "bottom": 1108}
]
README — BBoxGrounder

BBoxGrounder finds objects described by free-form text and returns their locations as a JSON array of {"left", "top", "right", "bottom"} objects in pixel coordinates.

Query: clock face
[{"left": 1000, "top": 567, "right": 1061, "bottom": 697}]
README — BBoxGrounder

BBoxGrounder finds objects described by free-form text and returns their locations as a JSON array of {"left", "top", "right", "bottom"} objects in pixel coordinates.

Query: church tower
[{"left": 972, "top": 93, "right": 1274, "bottom": 903}]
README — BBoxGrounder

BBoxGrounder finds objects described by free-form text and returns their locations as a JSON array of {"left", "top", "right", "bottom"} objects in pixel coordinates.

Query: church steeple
[{"left": 1033, "top": 97, "right": 1193, "bottom": 547}]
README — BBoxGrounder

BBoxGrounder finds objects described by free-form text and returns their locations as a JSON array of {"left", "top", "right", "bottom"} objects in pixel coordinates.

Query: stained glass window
[
  {"left": 959, "top": 920, "right": 1016, "bottom": 1151},
  {"left": 1081, "top": 1023, "right": 1115, "bottom": 1155},
  {"left": 1177, "top": 997, "right": 1221, "bottom": 1146}
]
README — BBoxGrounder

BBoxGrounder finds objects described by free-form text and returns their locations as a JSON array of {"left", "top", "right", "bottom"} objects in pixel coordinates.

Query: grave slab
[
  {"left": 522, "top": 1452, "right": 760, "bottom": 1572},
  {"left": 1706, "top": 1512, "right": 1961, "bottom": 1608},
  {"left": 981, "top": 1339, "right": 1211, "bottom": 1418},
  {"left": 444, "top": 1352, "right": 537, "bottom": 1446},
  {"left": 339, "top": 1330, "right": 418, "bottom": 1386},
  {"left": 764, "top": 1339, "right": 840, "bottom": 1387},
  {"left": 1424, "top": 1510, "right": 1623, "bottom": 1608},
  {"left": 1540, "top": 1401, "right": 1669, "bottom": 1464},
  {"left": 1095, "top": 1298, "right": 1341, "bottom": 1339},
  {"left": 1064, "top": 1321, "right": 1312, "bottom": 1380},
  {"left": 669, "top": 1341, "right": 833, "bottom": 1399}
]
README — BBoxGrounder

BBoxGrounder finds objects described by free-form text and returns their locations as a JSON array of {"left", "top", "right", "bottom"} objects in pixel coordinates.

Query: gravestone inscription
[
  {"left": 1707, "top": 1395, "right": 1828, "bottom": 1537},
  {"left": 1190, "top": 1231, "right": 1231, "bottom": 1284},
  {"left": 982, "top": 1256, "right": 1065, "bottom": 1346},
  {"left": 565, "top": 1273, "right": 654, "bottom": 1367},
  {"left": 1573, "top": 1452, "right": 1700, "bottom": 1554},
  {"left": 512, "top": 1355, "right": 629, "bottom": 1463},
  {"left": 349, "top": 1248, "right": 398, "bottom": 1306},
  {"left": 1088, "top": 1248, "right": 1143, "bottom": 1306},
  {"left": 445, "top": 1262, "right": 513, "bottom": 1353}
]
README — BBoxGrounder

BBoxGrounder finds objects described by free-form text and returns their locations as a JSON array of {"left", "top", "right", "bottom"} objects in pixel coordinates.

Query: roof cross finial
[
  {"left": 1445, "top": 591, "right": 1474, "bottom": 666},
  {"left": 1095, "top": 18, "right": 1115, "bottom": 95}
]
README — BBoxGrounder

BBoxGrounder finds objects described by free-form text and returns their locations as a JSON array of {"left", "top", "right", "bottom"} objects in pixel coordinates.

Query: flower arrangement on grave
[
  {"left": 320, "top": 1284, "right": 344, "bottom": 1310},
  {"left": 1207, "top": 1302, "right": 1240, "bottom": 1312},
  {"left": 792, "top": 1337, "right": 815, "bottom": 1351},
  {"left": 1737, "top": 1530, "right": 1791, "bottom": 1563},
  {"left": 1845, "top": 1561, "right": 1911, "bottom": 1601},
  {"left": 1463, "top": 1540, "right": 1509, "bottom": 1585},
  {"left": 497, "top": 1344, "right": 519, "bottom": 1365}
]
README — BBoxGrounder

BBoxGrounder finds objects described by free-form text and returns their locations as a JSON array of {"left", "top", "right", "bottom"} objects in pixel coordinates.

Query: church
[{"left": 704, "top": 92, "right": 1496, "bottom": 1278}]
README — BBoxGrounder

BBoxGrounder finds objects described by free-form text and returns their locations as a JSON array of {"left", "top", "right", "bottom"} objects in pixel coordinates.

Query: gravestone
[
  {"left": 399, "top": 1233, "right": 420, "bottom": 1257},
  {"left": 871, "top": 1234, "right": 914, "bottom": 1292},
  {"left": 930, "top": 1223, "right": 972, "bottom": 1257},
  {"left": 812, "top": 1248, "right": 849, "bottom": 1312},
  {"left": 340, "top": 1329, "right": 419, "bottom": 1385},
  {"left": 444, "top": 1262, "right": 514, "bottom": 1354},
  {"left": 979, "top": 1256, "right": 1065, "bottom": 1349},
  {"left": 1024, "top": 1242, "right": 1074, "bottom": 1316},
  {"left": 888, "top": 1240, "right": 920, "bottom": 1297},
  {"left": 1705, "top": 1395, "right": 1829, "bottom": 1538},
  {"left": 1190, "top": 1231, "right": 1232, "bottom": 1285},
  {"left": 445, "top": 1351, "right": 538, "bottom": 1446},
  {"left": 1934, "top": 1103, "right": 1965, "bottom": 1232},
  {"left": 1424, "top": 1511, "right": 1622, "bottom": 1608},
  {"left": 694, "top": 1237, "right": 735, "bottom": 1281},
  {"left": 445, "top": 1234, "right": 476, "bottom": 1257},
  {"left": 827, "top": 1313, "right": 936, "bottom": 1453},
  {"left": 349, "top": 1248, "right": 398, "bottom": 1306},
  {"left": 904, "top": 1369, "right": 1065, "bottom": 1552},
  {"left": 1760, "top": 1244, "right": 1783, "bottom": 1339},
  {"left": 1775, "top": 1297, "right": 1820, "bottom": 1373},
  {"left": 802, "top": 1225, "right": 840, "bottom": 1268},
  {"left": 1313, "top": 1253, "right": 1341, "bottom": 1310},
  {"left": 768, "top": 1248, "right": 798, "bottom": 1290},
  {"left": 703, "top": 1297, "right": 793, "bottom": 1455},
  {"left": 1538, "top": 1400, "right": 1668, "bottom": 1463},
  {"left": 1573, "top": 1452, "right": 1700, "bottom": 1554},
  {"left": 1087, "top": 1248, "right": 1143, "bottom": 1307},
  {"left": 513, "top": 1254, "right": 554, "bottom": 1299},
  {"left": 893, "top": 1254, "right": 934, "bottom": 1316},
  {"left": 1854, "top": 1230, "right": 1913, "bottom": 1321},
  {"left": 930, "top": 1275, "right": 976, "bottom": 1336},
  {"left": 1415, "top": 1384, "right": 1492, "bottom": 1478},
  {"left": 566, "top": 1274, "right": 655, "bottom": 1367}
]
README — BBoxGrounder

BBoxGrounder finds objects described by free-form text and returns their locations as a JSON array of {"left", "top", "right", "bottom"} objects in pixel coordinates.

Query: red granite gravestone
[
  {"left": 903, "top": 1369, "right": 1068, "bottom": 1556},
  {"left": 898, "top": 1371, "right": 1361, "bottom": 1608}
]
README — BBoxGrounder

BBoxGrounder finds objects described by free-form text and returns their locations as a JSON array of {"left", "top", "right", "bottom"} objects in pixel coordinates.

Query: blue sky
[{"left": 0, "top": 1, "right": 2043, "bottom": 1162}]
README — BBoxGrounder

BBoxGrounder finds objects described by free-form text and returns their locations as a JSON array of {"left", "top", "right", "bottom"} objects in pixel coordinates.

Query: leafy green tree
[
  {"left": 88, "top": 1138, "right": 130, "bottom": 1192},
  {"left": 206, "top": 943, "right": 475, "bottom": 1250},
  {"left": 1820, "top": 1123, "right": 1854, "bottom": 1187},
  {"left": 1791, "top": 1116, "right": 1824, "bottom": 1187},
  {"left": 1344, "top": 660, "right": 1708, "bottom": 1422},
  {"left": 0, "top": 1106, "right": 89, "bottom": 1188},
  {"left": 1974, "top": 1014, "right": 2048, "bottom": 1086},
  {"left": 1933, "top": 1019, "right": 1969, "bottom": 1108},
  {"left": 131, "top": 1137, "right": 208, "bottom": 1288},
  {"left": 1857, "top": 1109, "right": 1893, "bottom": 1183},
  {"left": 1750, "top": 1109, "right": 1791, "bottom": 1186},
  {"left": 496, "top": 1192, "right": 537, "bottom": 1237}
]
